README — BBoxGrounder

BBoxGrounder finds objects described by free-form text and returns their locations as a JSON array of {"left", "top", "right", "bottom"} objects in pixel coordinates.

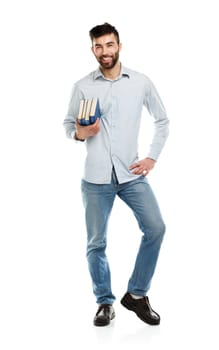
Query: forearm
[
  {"left": 63, "top": 115, "right": 76, "bottom": 139},
  {"left": 147, "top": 117, "right": 169, "bottom": 160},
  {"left": 63, "top": 83, "right": 83, "bottom": 139}
]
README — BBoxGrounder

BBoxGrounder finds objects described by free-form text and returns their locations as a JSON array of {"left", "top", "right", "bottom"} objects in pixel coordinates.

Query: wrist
[{"left": 146, "top": 157, "right": 156, "bottom": 163}]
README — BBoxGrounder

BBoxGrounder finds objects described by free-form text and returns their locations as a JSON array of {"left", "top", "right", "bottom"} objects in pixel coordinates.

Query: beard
[{"left": 96, "top": 50, "right": 120, "bottom": 69}]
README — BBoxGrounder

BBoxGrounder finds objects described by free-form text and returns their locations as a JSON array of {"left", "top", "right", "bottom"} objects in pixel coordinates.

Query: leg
[
  {"left": 118, "top": 176, "right": 165, "bottom": 296},
  {"left": 81, "top": 179, "right": 116, "bottom": 304}
]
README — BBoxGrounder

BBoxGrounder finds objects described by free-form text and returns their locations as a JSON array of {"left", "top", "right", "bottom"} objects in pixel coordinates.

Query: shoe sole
[
  {"left": 120, "top": 299, "right": 160, "bottom": 325},
  {"left": 93, "top": 312, "right": 115, "bottom": 327}
]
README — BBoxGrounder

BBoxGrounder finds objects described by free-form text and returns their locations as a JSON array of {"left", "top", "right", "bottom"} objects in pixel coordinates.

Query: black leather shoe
[
  {"left": 121, "top": 292, "right": 160, "bottom": 325},
  {"left": 93, "top": 304, "right": 115, "bottom": 326}
]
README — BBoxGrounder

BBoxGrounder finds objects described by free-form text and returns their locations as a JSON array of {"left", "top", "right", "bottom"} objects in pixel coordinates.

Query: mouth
[{"left": 100, "top": 56, "right": 112, "bottom": 63}]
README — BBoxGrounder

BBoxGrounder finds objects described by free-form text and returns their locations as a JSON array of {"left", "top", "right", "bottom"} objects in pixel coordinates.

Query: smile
[{"left": 101, "top": 57, "right": 112, "bottom": 62}]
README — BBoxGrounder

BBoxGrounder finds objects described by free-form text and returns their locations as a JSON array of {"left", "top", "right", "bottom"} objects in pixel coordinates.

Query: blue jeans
[{"left": 81, "top": 170, "right": 166, "bottom": 305}]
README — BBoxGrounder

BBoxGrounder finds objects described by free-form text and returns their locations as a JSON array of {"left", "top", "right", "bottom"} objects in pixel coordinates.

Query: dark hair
[{"left": 89, "top": 22, "right": 120, "bottom": 44}]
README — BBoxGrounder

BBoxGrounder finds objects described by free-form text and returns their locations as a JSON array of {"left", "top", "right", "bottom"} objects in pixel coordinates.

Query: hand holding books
[{"left": 77, "top": 98, "right": 101, "bottom": 125}]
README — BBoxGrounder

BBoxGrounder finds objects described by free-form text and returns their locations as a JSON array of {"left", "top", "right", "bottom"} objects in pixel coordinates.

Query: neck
[{"left": 100, "top": 61, "right": 121, "bottom": 80}]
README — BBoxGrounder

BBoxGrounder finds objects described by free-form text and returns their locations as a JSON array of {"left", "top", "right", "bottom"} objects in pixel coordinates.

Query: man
[{"left": 63, "top": 23, "right": 169, "bottom": 327}]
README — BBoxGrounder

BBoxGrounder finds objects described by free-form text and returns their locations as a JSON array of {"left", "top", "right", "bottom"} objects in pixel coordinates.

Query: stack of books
[{"left": 77, "top": 98, "right": 101, "bottom": 125}]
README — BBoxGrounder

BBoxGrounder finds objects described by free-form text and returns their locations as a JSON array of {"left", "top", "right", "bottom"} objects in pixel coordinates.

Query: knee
[
  {"left": 159, "top": 221, "right": 166, "bottom": 237},
  {"left": 142, "top": 219, "right": 166, "bottom": 242},
  {"left": 154, "top": 220, "right": 166, "bottom": 241},
  {"left": 86, "top": 238, "right": 106, "bottom": 258}
]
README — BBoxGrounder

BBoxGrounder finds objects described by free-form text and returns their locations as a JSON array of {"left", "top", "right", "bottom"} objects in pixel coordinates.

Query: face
[{"left": 91, "top": 33, "right": 121, "bottom": 69}]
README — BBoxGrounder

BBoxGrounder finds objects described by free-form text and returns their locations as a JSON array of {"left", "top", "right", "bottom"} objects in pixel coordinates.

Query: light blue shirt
[{"left": 63, "top": 65, "right": 169, "bottom": 184}]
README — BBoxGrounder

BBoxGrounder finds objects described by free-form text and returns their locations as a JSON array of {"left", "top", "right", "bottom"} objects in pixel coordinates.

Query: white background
[{"left": 1, "top": 0, "right": 219, "bottom": 349}]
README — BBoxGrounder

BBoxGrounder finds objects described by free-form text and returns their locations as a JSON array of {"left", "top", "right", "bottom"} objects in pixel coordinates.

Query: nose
[{"left": 102, "top": 46, "right": 109, "bottom": 56}]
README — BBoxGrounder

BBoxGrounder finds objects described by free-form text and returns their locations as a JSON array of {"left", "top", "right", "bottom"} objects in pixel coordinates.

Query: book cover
[{"left": 77, "top": 98, "right": 101, "bottom": 125}]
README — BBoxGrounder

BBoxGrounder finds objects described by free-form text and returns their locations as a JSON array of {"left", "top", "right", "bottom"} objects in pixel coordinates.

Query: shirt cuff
[{"left": 71, "top": 131, "right": 85, "bottom": 142}]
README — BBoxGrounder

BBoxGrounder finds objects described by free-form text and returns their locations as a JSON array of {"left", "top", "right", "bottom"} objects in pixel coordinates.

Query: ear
[
  {"left": 91, "top": 46, "right": 95, "bottom": 54},
  {"left": 119, "top": 42, "right": 122, "bottom": 52}
]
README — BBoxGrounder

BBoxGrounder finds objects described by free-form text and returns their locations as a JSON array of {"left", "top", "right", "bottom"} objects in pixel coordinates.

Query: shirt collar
[{"left": 93, "top": 64, "right": 130, "bottom": 81}]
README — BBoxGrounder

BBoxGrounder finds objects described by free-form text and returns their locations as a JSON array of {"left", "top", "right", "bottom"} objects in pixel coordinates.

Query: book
[{"left": 77, "top": 98, "right": 101, "bottom": 125}]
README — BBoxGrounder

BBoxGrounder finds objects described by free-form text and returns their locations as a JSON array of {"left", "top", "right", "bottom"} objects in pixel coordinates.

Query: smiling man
[
  {"left": 92, "top": 32, "right": 121, "bottom": 71},
  {"left": 63, "top": 23, "right": 169, "bottom": 327}
]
